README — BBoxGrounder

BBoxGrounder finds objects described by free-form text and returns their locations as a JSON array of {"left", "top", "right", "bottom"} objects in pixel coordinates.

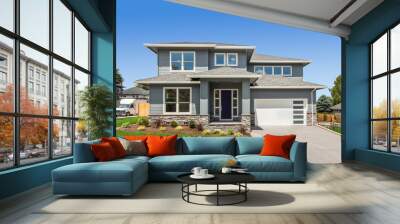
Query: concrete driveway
[{"left": 251, "top": 125, "right": 341, "bottom": 164}]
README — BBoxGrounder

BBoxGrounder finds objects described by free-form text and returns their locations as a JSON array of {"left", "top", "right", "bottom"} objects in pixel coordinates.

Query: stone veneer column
[{"left": 241, "top": 80, "right": 251, "bottom": 131}]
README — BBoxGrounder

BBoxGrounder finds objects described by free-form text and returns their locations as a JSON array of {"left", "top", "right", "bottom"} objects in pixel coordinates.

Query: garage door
[{"left": 254, "top": 99, "right": 306, "bottom": 126}]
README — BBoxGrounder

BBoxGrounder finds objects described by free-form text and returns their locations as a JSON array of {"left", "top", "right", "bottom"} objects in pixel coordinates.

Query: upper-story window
[
  {"left": 170, "top": 51, "right": 195, "bottom": 71},
  {"left": 254, "top": 65, "right": 292, "bottom": 76},
  {"left": 215, "top": 53, "right": 238, "bottom": 66}
]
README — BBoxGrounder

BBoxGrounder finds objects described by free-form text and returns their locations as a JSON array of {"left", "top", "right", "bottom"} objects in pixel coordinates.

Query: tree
[
  {"left": 115, "top": 68, "right": 124, "bottom": 99},
  {"left": 0, "top": 85, "right": 59, "bottom": 151},
  {"left": 317, "top": 95, "right": 333, "bottom": 113},
  {"left": 330, "top": 75, "right": 341, "bottom": 105},
  {"left": 79, "top": 84, "right": 113, "bottom": 139}
]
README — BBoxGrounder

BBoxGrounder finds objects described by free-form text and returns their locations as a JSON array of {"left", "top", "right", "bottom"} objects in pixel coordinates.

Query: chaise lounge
[{"left": 52, "top": 137, "right": 307, "bottom": 196}]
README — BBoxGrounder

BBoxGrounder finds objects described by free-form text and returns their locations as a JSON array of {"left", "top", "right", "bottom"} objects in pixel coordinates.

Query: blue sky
[{"left": 117, "top": 0, "right": 341, "bottom": 98}]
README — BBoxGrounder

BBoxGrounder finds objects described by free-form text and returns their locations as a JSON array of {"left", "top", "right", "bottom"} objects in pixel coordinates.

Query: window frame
[
  {"left": 214, "top": 53, "right": 225, "bottom": 66},
  {"left": 163, "top": 87, "right": 192, "bottom": 115},
  {"left": 169, "top": 51, "right": 195, "bottom": 72},
  {"left": 254, "top": 65, "right": 292, "bottom": 76},
  {"left": 227, "top": 53, "right": 238, "bottom": 66},
  {"left": 0, "top": 0, "right": 92, "bottom": 171},
  {"left": 370, "top": 21, "right": 400, "bottom": 154}
]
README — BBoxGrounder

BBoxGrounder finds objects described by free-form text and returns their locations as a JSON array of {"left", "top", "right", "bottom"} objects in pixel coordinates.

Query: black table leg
[
  {"left": 216, "top": 184, "right": 219, "bottom": 206},
  {"left": 195, "top": 184, "right": 198, "bottom": 192}
]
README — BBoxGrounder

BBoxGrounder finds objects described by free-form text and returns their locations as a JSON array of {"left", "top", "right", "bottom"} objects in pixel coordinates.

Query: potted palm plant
[{"left": 79, "top": 84, "right": 113, "bottom": 140}]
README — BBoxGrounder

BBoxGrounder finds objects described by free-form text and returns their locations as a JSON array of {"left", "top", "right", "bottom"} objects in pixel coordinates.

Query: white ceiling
[{"left": 170, "top": 0, "right": 384, "bottom": 38}]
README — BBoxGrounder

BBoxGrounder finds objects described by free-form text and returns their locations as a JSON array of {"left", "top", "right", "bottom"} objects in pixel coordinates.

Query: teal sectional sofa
[{"left": 52, "top": 137, "right": 307, "bottom": 196}]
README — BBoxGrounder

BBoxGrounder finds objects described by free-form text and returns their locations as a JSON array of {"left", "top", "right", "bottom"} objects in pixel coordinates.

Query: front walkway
[{"left": 251, "top": 125, "right": 341, "bottom": 164}]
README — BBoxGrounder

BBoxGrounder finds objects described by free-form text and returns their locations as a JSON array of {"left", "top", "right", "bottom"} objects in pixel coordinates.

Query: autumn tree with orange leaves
[{"left": 0, "top": 85, "right": 59, "bottom": 153}]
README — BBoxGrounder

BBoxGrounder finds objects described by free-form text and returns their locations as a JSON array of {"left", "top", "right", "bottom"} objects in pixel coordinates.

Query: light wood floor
[{"left": 1, "top": 162, "right": 400, "bottom": 224}]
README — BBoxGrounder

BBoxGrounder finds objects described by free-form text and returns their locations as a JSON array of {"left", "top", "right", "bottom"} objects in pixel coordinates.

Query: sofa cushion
[
  {"left": 236, "top": 137, "right": 263, "bottom": 155},
  {"left": 236, "top": 155, "right": 293, "bottom": 172},
  {"left": 147, "top": 135, "right": 177, "bottom": 157},
  {"left": 53, "top": 158, "right": 147, "bottom": 183},
  {"left": 91, "top": 142, "right": 118, "bottom": 162},
  {"left": 73, "top": 140, "right": 100, "bottom": 163},
  {"left": 120, "top": 138, "right": 147, "bottom": 156},
  {"left": 149, "top": 154, "right": 235, "bottom": 172},
  {"left": 260, "top": 134, "right": 296, "bottom": 159},
  {"left": 101, "top": 137, "right": 127, "bottom": 158},
  {"left": 180, "top": 137, "right": 235, "bottom": 155}
]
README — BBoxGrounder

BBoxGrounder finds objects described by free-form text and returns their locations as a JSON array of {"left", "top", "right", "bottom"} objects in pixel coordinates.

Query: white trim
[
  {"left": 227, "top": 53, "right": 238, "bottom": 66},
  {"left": 169, "top": 51, "right": 196, "bottom": 72},
  {"left": 214, "top": 53, "right": 225, "bottom": 66},
  {"left": 136, "top": 80, "right": 200, "bottom": 84},
  {"left": 213, "top": 88, "right": 239, "bottom": 121},
  {"left": 162, "top": 87, "right": 192, "bottom": 115},
  {"left": 188, "top": 74, "right": 261, "bottom": 79},
  {"left": 169, "top": 0, "right": 353, "bottom": 38},
  {"left": 214, "top": 46, "right": 255, "bottom": 50},
  {"left": 250, "top": 85, "right": 325, "bottom": 89},
  {"left": 250, "top": 60, "right": 311, "bottom": 64}
]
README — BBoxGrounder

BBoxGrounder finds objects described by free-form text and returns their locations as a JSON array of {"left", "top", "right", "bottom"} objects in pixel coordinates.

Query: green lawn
[
  {"left": 116, "top": 116, "right": 139, "bottom": 127},
  {"left": 116, "top": 130, "right": 194, "bottom": 137},
  {"left": 328, "top": 125, "right": 341, "bottom": 134}
]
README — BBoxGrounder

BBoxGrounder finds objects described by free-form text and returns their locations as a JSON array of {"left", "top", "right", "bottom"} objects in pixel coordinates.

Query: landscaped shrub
[
  {"left": 196, "top": 123, "right": 204, "bottom": 131},
  {"left": 188, "top": 120, "right": 196, "bottom": 129},
  {"left": 227, "top": 128, "right": 234, "bottom": 135},
  {"left": 239, "top": 125, "right": 248, "bottom": 135},
  {"left": 234, "top": 132, "right": 243, "bottom": 137},
  {"left": 137, "top": 117, "right": 149, "bottom": 127},
  {"left": 137, "top": 125, "right": 146, "bottom": 131},
  {"left": 202, "top": 129, "right": 211, "bottom": 135},
  {"left": 120, "top": 122, "right": 130, "bottom": 128},
  {"left": 175, "top": 125, "right": 183, "bottom": 130},
  {"left": 152, "top": 119, "right": 162, "bottom": 128},
  {"left": 159, "top": 126, "right": 166, "bottom": 131},
  {"left": 219, "top": 130, "right": 227, "bottom": 136},
  {"left": 170, "top": 120, "right": 178, "bottom": 128},
  {"left": 213, "top": 129, "right": 221, "bottom": 135}
]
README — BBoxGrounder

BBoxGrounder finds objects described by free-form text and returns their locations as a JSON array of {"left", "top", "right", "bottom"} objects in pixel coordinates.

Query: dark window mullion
[
  {"left": 13, "top": 0, "right": 20, "bottom": 166},
  {"left": 388, "top": 30, "right": 392, "bottom": 152},
  {"left": 48, "top": 0, "right": 54, "bottom": 160},
  {"left": 71, "top": 9, "right": 76, "bottom": 153}
]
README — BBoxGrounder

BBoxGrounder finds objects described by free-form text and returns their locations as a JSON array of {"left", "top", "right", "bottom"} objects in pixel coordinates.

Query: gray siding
[
  {"left": 208, "top": 50, "right": 247, "bottom": 70},
  {"left": 149, "top": 84, "right": 200, "bottom": 115},
  {"left": 247, "top": 64, "right": 304, "bottom": 77},
  {"left": 157, "top": 49, "right": 208, "bottom": 75},
  {"left": 250, "top": 89, "right": 316, "bottom": 113}
]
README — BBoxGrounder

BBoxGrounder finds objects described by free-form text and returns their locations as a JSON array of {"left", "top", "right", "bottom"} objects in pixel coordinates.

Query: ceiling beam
[
  {"left": 169, "top": 0, "right": 351, "bottom": 38},
  {"left": 330, "top": 0, "right": 368, "bottom": 27}
]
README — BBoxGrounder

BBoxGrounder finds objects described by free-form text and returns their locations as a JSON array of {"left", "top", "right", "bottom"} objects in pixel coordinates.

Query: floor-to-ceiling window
[
  {"left": 371, "top": 22, "right": 400, "bottom": 153},
  {"left": 0, "top": 0, "right": 91, "bottom": 170}
]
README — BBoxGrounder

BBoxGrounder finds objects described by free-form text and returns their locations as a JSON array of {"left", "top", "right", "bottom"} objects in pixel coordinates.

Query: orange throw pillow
[
  {"left": 91, "top": 142, "right": 117, "bottom": 162},
  {"left": 260, "top": 134, "right": 296, "bottom": 159},
  {"left": 101, "top": 137, "right": 127, "bottom": 158},
  {"left": 146, "top": 135, "right": 177, "bottom": 157}
]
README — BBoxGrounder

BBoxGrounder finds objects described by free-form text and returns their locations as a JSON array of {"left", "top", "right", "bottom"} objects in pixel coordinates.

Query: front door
[{"left": 221, "top": 90, "right": 232, "bottom": 120}]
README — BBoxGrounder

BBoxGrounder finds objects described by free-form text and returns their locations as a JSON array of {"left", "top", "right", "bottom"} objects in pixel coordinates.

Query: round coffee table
[{"left": 177, "top": 173, "right": 255, "bottom": 206}]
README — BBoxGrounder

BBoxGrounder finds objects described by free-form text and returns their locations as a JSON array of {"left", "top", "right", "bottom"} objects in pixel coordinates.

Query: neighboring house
[
  {"left": 331, "top": 103, "right": 341, "bottom": 113},
  {"left": 120, "top": 86, "right": 149, "bottom": 100},
  {"left": 136, "top": 42, "right": 325, "bottom": 131}
]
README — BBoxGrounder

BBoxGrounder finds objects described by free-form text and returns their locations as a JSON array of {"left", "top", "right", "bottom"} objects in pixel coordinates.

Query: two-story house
[{"left": 136, "top": 42, "right": 325, "bottom": 131}]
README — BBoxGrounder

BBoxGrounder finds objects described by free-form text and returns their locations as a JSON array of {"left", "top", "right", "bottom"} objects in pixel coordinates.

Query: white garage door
[{"left": 254, "top": 99, "right": 307, "bottom": 126}]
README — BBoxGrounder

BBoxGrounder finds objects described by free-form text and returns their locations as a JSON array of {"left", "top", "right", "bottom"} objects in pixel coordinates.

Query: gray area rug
[{"left": 38, "top": 183, "right": 361, "bottom": 214}]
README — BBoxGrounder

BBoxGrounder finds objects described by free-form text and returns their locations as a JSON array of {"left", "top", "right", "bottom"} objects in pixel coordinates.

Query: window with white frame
[
  {"left": 164, "top": 87, "right": 191, "bottom": 114},
  {"left": 170, "top": 51, "right": 195, "bottom": 71},
  {"left": 254, "top": 66, "right": 263, "bottom": 74},
  {"left": 227, "top": 53, "right": 238, "bottom": 66},
  {"left": 215, "top": 53, "right": 225, "bottom": 66},
  {"left": 254, "top": 65, "right": 292, "bottom": 76},
  {"left": 215, "top": 53, "right": 238, "bottom": 66}
]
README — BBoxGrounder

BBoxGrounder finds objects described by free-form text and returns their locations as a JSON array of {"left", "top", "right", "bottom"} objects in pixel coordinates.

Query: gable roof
[
  {"left": 250, "top": 53, "right": 311, "bottom": 64},
  {"left": 252, "top": 76, "right": 325, "bottom": 89},
  {"left": 122, "top": 86, "right": 149, "bottom": 95}
]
